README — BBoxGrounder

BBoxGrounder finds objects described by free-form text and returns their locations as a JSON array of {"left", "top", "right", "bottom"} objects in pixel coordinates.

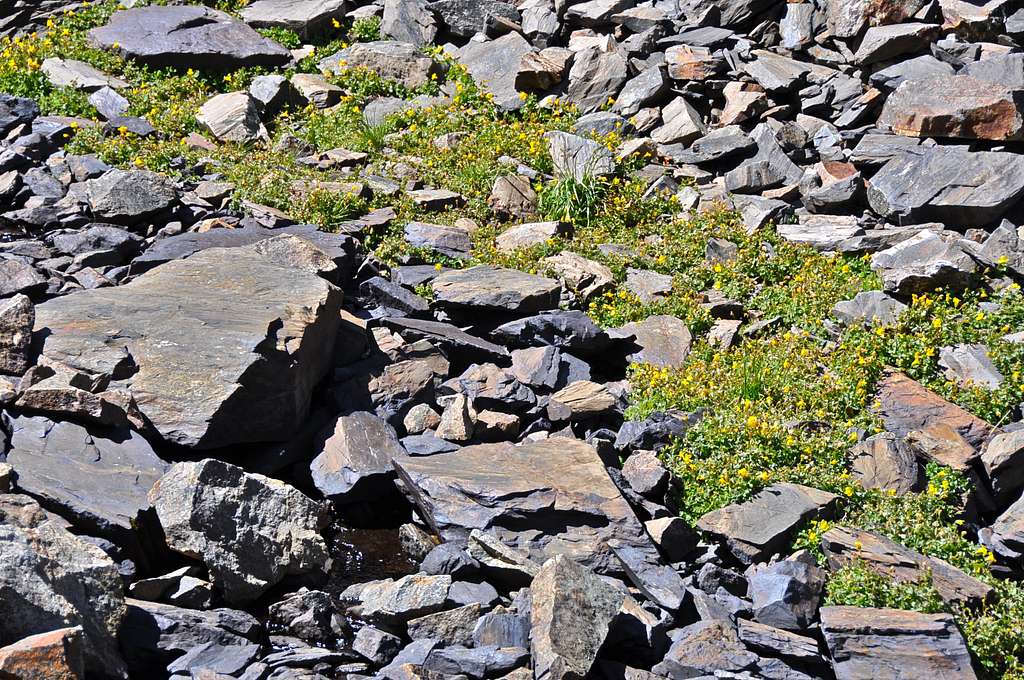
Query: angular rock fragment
[
  {"left": 613, "top": 315, "right": 692, "bottom": 368},
  {"left": 849, "top": 433, "right": 921, "bottom": 495},
  {"left": 0, "top": 627, "right": 85, "bottom": 680},
  {"left": 35, "top": 242, "right": 343, "bottom": 449},
  {"left": 42, "top": 57, "right": 127, "bottom": 91},
  {"left": 431, "top": 265, "right": 560, "bottom": 316},
  {"left": 0, "top": 294, "right": 33, "bottom": 375},
  {"left": 653, "top": 620, "right": 758, "bottom": 678},
  {"left": 319, "top": 41, "right": 442, "bottom": 89},
  {"left": 240, "top": 0, "right": 347, "bottom": 39},
  {"left": 747, "top": 553, "right": 826, "bottom": 630},
  {"left": 982, "top": 430, "right": 1024, "bottom": 505},
  {"left": 871, "top": 229, "right": 977, "bottom": 296},
  {"left": 546, "top": 130, "right": 615, "bottom": 181},
  {"left": 819, "top": 606, "right": 976, "bottom": 679},
  {"left": 404, "top": 221, "right": 473, "bottom": 259},
  {"left": 311, "top": 412, "right": 407, "bottom": 503},
  {"left": 394, "top": 438, "right": 663, "bottom": 573},
  {"left": 939, "top": 344, "right": 1003, "bottom": 390},
  {"left": 149, "top": 459, "right": 328, "bottom": 604},
  {"left": 197, "top": 91, "right": 268, "bottom": 144},
  {"left": 880, "top": 75, "right": 1024, "bottom": 141},
  {"left": 89, "top": 5, "right": 291, "bottom": 70},
  {"left": 530, "top": 555, "right": 625, "bottom": 680},
  {"left": 696, "top": 483, "right": 839, "bottom": 564},
  {"left": 457, "top": 32, "right": 532, "bottom": 112},
  {"left": 344, "top": 574, "right": 451, "bottom": 624},
  {"left": 541, "top": 251, "right": 613, "bottom": 302},
  {"left": 83, "top": 169, "right": 176, "bottom": 226}
]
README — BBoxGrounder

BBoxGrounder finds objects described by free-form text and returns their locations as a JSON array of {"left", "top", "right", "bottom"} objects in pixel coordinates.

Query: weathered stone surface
[
  {"left": 0, "top": 627, "right": 85, "bottom": 680},
  {"left": 149, "top": 459, "right": 328, "bottom": 604},
  {"left": 394, "top": 438, "right": 662, "bottom": 573},
  {"left": 613, "top": 315, "right": 692, "bottom": 368},
  {"left": 489, "top": 175, "right": 538, "bottom": 221},
  {"left": 541, "top": 251, "right": 613, "bottom": 302},
  {"left": 0, "top": 495, "right": 126, "bottom": 676},
  {"left": 822, "top": 526, "right": 993, "bottom": 608},
  {"left": 748, "top": 553, "right": 825, "bottom": 630},
  {"left": 866, "top": 147, "right": 1024, "bottom": 226},
  {"left": 240, "top": 0, "right": 347, "bottom": 38},
  {"left": 880, "top": 75, "right": 1024, "bottom": 141},
  {"left": 853, "top": 23, "right": 938, "bottom": 65},
  {"left": 982, "top": 430, "right": 1024, "bottom": 505},
  {"left": 404, "top": 221, "right": 473, "bottom": 259},
  {"left": 546, "top": 130, "right": 615, "bottom": 181},
  {"left": 457, "top": 32, "right": 532, "bottom": 112},
  {"left": 382, "top": 0, "right": 437, "bottom": 46},
  {"left": 565, "top": 46, "right": 628, "bottom": 115},
  {"left": 826, "top": 0, "right": 928, "bottom": 37},
  {"left": 432, "top": 0, "right": 519, "bottom": 38},
  {"left": 871, "top": 229, "right": 977, "bottom": 296},
  {"left": 89, "top": 6, "right": 291, "bottom": 70},
  {"left": 653, "top": 620, "right": 758, "bottom": 678},
  {"left": 939, "top": 344, "right": 1003, "bottom": 390},
  {"left": 530, "top": 555, "right": 625, "bottom": 680},
  {"left": 0, "top": 293, "right": 32, "bottom": 375},
  {"left": 874, "top": 371, "right": 994, "bottom": 454},
  {"left": 696, "top": 483, "right": 839, "bottom": 564},
  {"left": 819, "top": 606, "right": 976, "bottom": 680},
  {"left": 491, "top": 310, "right": 610, "bottom": 354},
  {"left": 197, "top": 91, "right": 268, "bottom": 144},
  {"left": 496, "top": 221, "right": 567, "bottom": 252},
  {"left": 83, "top": 169, "right": 176, "bottom": 225},
  {"left": 0, "top": 260, "right": 46, "bottom": 298},
  {"left": 737, "top": 619, "right": 822, "bottom": 666},
  {"left": 431, "top": 265, "right": 560, "bottom": 315},
  {"left": 41, "top": 57, "right": 127, "bottom": 91},
  {"left": 987, "top": 494, "right": 1024, "bottom": 559},
  {"left": 850, "top": 433, "right": 921, "bottom": 495},
  {"left": 6, "top": 414, "right": 167, "bottom": 547},
  {"left": 35, "top": 242, "right": 343, "bottom": 449},
  {"left": 344, "top": 574, "right": 451, "bottom": 624},
  {"left": 311, "top": 412, "right": 407, "bottom": 503},
  {"left": 408, "top": 603, "right": 480, "bottom": 647},
  {"left": 832, "top": 291, "right": 907, "bottom": 327},
  {"left": 550, "top": 380, "right": 617, "bottom": 418},
  {"left": 319, "top": 41, "right": 442, "bottom": 89}
]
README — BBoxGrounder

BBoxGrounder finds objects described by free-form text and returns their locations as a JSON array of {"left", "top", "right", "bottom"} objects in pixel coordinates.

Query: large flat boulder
[
  {"left": 820, "top": 606, "right": 976, "bottom": 679},
  {"left": 0, "top": 495, "right": 126, "bottom": 677},
  {"left": 394, "top": 438, "right": 662, "bottom": 573},
  {"left": 431, "top": 265, "right": 561, "bottom": 316},
  {"left": 6, "top": 415, "right": 167, "bottom": 552},
  {"left": 880, "top": 75, "right": 1024, "bottom": 141},
  {"left": 240, "top": 0, "right": 347, "bottom": 38},
  {"left": 34, "top": 241, "right": 343, "bottom": 449},
  {"left": 149, "top": 459, "right": 328, "bottom": 604},
  {"left": 866, "top": 146, "right": 1024, "bottom": 226},
  {"left": 88, "top": 5, "right": 291, "bottom": 70}
]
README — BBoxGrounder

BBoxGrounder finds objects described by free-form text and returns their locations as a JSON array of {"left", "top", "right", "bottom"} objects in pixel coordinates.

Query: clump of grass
[
  {"left": 539, "top": 173, "right": 606, "bottom": 227},
  {"left": 349, "top": 15, "right": 382, "bottom": 42}
]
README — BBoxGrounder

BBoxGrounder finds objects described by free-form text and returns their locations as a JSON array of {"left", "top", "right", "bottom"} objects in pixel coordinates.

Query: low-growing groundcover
[{"left": 4, "top": 1, "right": 1024, "bottom": 676}]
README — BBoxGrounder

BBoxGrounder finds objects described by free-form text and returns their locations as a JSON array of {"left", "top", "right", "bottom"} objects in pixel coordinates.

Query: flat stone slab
[
  {"left": 34, "top": 242, "right": 343, "bottom": 449},
  {"left": 240, "top": 0, "right": 347, "bottom": 38},
  {"left": 431, "top": 265, "right": 561, "bottom": 315},
  {"left": 696, "top": 483, "right": 839, "bottom": 564},
  {"left": 6, "top": 415, "right": 167, "bottom": 548},
  {"left": 88, "top": 6, "right": 291, "bottom": 71},
  {"left": 820, "top": 606, "right": 976, "bottom": 680},
  {"left": 394, "top": 438, "right": 662, "bottom": 573}
]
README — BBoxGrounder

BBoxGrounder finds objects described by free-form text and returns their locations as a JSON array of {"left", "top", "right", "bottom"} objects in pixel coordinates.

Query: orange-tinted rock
[
  {"left": 880, "top": 75, "right": 1024, "bottom": 141},
  {"left": 0, "top": 627, "right": 85, "bottom": 680}
]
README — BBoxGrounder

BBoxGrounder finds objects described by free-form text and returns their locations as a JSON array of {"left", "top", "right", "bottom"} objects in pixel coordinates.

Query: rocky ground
[{"left": 2, "top": 0, "right": 1024, "bottom": 678}]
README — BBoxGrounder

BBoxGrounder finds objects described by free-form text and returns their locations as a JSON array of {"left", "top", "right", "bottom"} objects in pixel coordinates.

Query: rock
[
  {"left": 879, "top": 75, "right": 1024, "bottom": 141},
  {"left": 987, "top": 494, "right": 1024, "bottom": 559},
  {"left": 408, "top": 603, "right": 480, "bottom": 646},
  {"left": 541, "top": 251, "right": 613, "bottom": 302},
  {"left": 866, "top": 147, "right": 1024, "bottom": 226},
  {"left": 35, "top": 242, "right": 343, "bottom": 449},
  {"left": 613, "top": 315, "right": 692, "bottom": 368},
  {"left": 119, "top": 599, "right": 261, "bottom": 673},
  {"left": 408, "top": 188, "right": 466, "bottom": 211},
  {"left": 6, "top": 414, "right": 167, "bottom": 550},
  {"left": 0, "top": 259, "right": 47, "bottom": 297},
  {"left": 747, "top": 553, "right": 825, "bottom": 630},
  {"left": 653, "top": 620, "right": 758, "bottom": 678},
  {"left": 41, "top": 57, "right": 127, "bottom": 91},
  {"left": 509, "top": 346, "right": 588, "bottom": 392},
  {"left": 696, "top": 483, "right": 839, "bottom": 564},
  {"left": 436, "top": 393, "right": 476, "bottom": 442},
  {"left": 489, "top": 176, "right": 538, "bottom": 221},
  {"left": 0, "top": 94, "right": 39, "bottom": 137},
  {"left": 545, "top": 131, "right": 615, "bottom": 182},
  {"left": 625, "top": 268, "right": 672, "bottom": 303},
  {"left": 737, "top": 619, "right": 822, "bottom": 667},
  {"left": 354, "top": 626, "right": 403, "bottom": 665},
  {"left": 382, "top": 0, "right": 437, "bottom": 46},
  {"left": 530, "top": 555, "right": 625, "bottom": 680},
  {"left": 319, "top": 41, "right": 442, "bottom": 89},
  {"left": 380, "top": 317, "right": 509, "bottom": 364},
  {"left": 431, "top": 265, "right": 560, "bottom": 316},
  {"left": 0, "top": 494, "right": 126, "bottom": 676},
  {"left": 240, "top": 0, "right": 347, "bottom": 39},
  {"left": 149, "top": 459, "right": 328, "bottom": 604},
  {"left": 645, "top": 516, "right": 698, "bottom": 562},
  {"left": 939, "top": 344, "right": 1003, "bottom": 390},
  {"left": 491, "top": 310, "right": 610, "bottom": 354},
  {"left": 88, "top": 5, "right": 291, "bottom": 70},
  {"left": 822, "top": 526, "right": 993, "bottom": 608},
  {"left": 457, "top": 32, "right": 533, "bottom": 112},
  {"left": 311, "top": 412, "right": 407, "bottom": 503},
  {"left": 621, "top": 451, "right": 669, "bottom": 499},
  {"left": 566, "top": 46, "right": 628, "bottom": 115},
  {"left": 431, "top": 0, "right": 519, "bottom": 38},
  {"left": 874, "top": 371, "right": 994, "bottom": 454},
  {"left": 496, "top": 221, "right": 568, "bottom": 252},
  {"left": 345, "top": 574, "right": 451, "bottom": 623},
  {"left": 853, "top": 23, "right": 938, "bottom": 65},
  {"left": 166, "top": 641, "right": 261, "bottom": 677},
  {"left": 849, "top": 433, "right": 921, "bottom": 495},
  {"left": 197, "top": 91, "right": 268, "bottom": 144},
  {"left": 612, "top": 542, "right": 687, "bottom": 612},
  {"left": 516, "top": 48, "right": 572, "bottom": 92},
  {"left": 0, "top": 294, "right": 33, "bottom": 375},
  {"left": 291, "top": 73, "right": 342, "bottom": 109},
  {"left": 550, "top": 380, "right": 617, "bottom": 419},
  {"left": 870, "top": 229, "right": 977, "bottom": 296},
  {"left": 982, "top": 430, "right": 1024, "bottom": 505},
  {"left": 84, "top": 168, "right": 176, "bottom": 225},
  {"left": 394, "top": 438, "right": 663, "bottom": 573},
  {"left": 819, "top": 606, "right": 976, "bottom": 679},
  {"left": 424, "top": 645, "right": 529, "bottom": 677},
  {"left": 467, "top": 530, "right": 541, "bottom": 586},
  {"left": 832, "top": 291, "right": 907, "bottom": 327},
  {"left": 475, "top": 606, "right": 530, "bottom": 648},
  {"left": 404, "top": 221, "right": 473, "bottom": 259},
  {"left": 826, "top": 0, "right": 928, "bottom": 37},
  {"left": 651, "top": 97, "right": 706, "bottom": 145},
  {"left": 613, "top": 66, "right": 668, "bottom": 117},
  {"left": 0, "top": 627, "right": 85, "bottom": 680}
]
